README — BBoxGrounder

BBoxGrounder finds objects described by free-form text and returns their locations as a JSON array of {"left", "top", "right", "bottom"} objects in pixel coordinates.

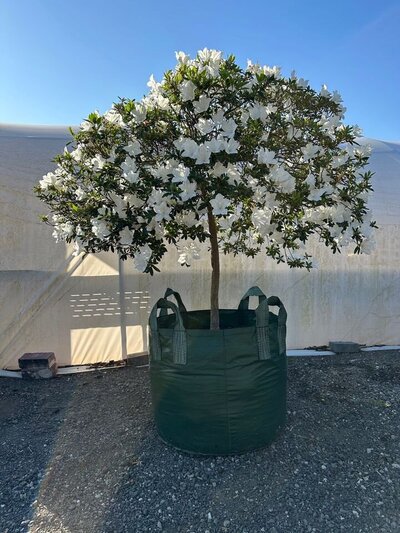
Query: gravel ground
[{"left": 0, "top": 350, "right": 399, "bottom": 533}]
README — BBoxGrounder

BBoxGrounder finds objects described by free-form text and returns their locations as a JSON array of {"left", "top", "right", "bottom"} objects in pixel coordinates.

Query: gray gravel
[{"left": 1, "top": 350, "right": 399, "bottom": 533}]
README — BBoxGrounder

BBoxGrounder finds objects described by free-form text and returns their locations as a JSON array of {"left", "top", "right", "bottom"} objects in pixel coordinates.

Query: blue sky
[{"left": 1, "top": 0, "right": 399, "bottom": 140}]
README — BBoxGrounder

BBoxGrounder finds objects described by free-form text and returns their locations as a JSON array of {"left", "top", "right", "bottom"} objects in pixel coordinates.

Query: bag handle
[
  {"left": 159, "top": 288, "right": 187, "bottom": 316},
  {"left": 149, "top": 298, "right": 187, "bottom": 365},
  {"left": 238, "top": 286, "right": 267, "bottom": 310},
  {"left": 267, "top": 296, "right": 287, "bottom": 357},
  {"left": 239, "top": 287, "right": 287, "bottom": 360}
]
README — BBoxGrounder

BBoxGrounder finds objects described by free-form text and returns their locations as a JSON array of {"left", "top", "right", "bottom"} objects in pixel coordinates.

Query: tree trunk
[{"left": 207, "top": 205, "right": 220, "bottom": 330}]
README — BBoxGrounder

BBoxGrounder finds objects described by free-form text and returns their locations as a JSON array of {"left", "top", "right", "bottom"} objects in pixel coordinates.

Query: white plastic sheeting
[{"left": 1, "top": 124, "right": 399, "bottom": 369}]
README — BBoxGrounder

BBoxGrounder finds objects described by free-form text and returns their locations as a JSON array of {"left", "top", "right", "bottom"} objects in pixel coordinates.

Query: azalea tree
[{"left": 36, "top": 49, "right": 376, "bottom": 329}]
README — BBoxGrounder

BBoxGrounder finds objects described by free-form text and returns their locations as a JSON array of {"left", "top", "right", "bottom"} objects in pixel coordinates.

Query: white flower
[
  {"left": 206, "top": 137, "right": 223, "bottom": 153},
  {"left": 97, "top": 206, "right": 108, "bottom": 217},
  {"left": 304, "top": 205, "right": 331, "bottom": 224},
  {"left": 177, "top": 239, "right": 201, "bottom": 266},
  {"left": 211, "top": 162, "right": 227, "bottom": 177},
  {"left": 360, "top": 220, "right": 374, "bottom": 238},
  {"left": 211, "top": 108, "right": 225, "bottom": 126},
  {"left": 72, "top": 238, "right": 85, "bottom": 256},
  {"left": 249, "top": 103, "right": 267, "bottom": 122},
  {"left": 119, "top": 227, "right": 134, "bottom": 246},
  {"left": 196, "top": 118, "right": 214, "bottom": 135},
  {"left": 178, "top": 211, "right": 198, "bottom": 227},
  {"left": 210, "top": 193, "right": 230, "bottom": 215},
  {"left": 154, "top": 201, "right": 172, "bottom": 222},
  {"left": 193, "top": 95, "right": 211, "bottom": 114},
  {"left": 174, "top": 138, "right": 199, "bottom": 159},
  {"left": 91, "top": 219, "right": 109, "bottom": 239},
  {"left": 331, "top": 203, "right": 352, "bottom": 224},
  {"left": 75, "top": 187, "right": 87, "bottom": 200},
  {"left": 257, "top": 148, "right": 277, "bottom": 165},
  {"left": 263, "top": 65, "right": 281, "bottom": 77},
  {"left": 197, "top": 48, "right": 222, "bottom": 76},
  {"left": 148, "top": 189, "right": 165, "bottom": 206},
  {"left": 180, "top": 80, "right": 196, "bottom": 102},
  {"left": 104, "top": 107, "right": 124, "bottom": 126},
  {"left": 305, "top": 173, "right": 316, "bottom": 188},
  {"left": 357, "top": 189, "right": 370, "bottom": 202},
  {"left": 91, "top": 154, "right": 106, "bottom": 170},
  {"left": 75, "top": 225, "right": 84, "bottom": 237},
  {"left": 110, "top": 193, "right": 127, "bottom": 217},
  {"left": 172, "top": 163, "right": 190, "bottom": 183},
  {"left": 71, "top": 145, "right": 84, "bottom": 162},
  {"left": 352, "top": 144, "right": 371, "bottom": 157},
  {"left": 58, "top": 222, "right": 74, "bottom": 238},
  {"left": 197, "top": 48, "right": 222, "bottom": 64},
  {"left": 124, "top": 140, "right": 142, "bottom": 157},
  {"left": 331, "top": 153, "right": 349, "bottom": 169},
  {"left": 331, "top": 90, "right": 342, "bottom": 104},
  {"left": 319, "top": 169, "right": 331, "bottom": 183},
  {"left": 131, "top": 102, "right": 147, "bottom": 123},
  {"left": 225, "top": 164, "right": 241, "bottom": 185},
  {"left": 297, "top": 77, "right": 309, "bottom": 88},
  {"left": 195, "top": 144, "right": 211, "bottom": 165},
  {"left": 80, "top": 120, "right": 92, "bottom": 132},
  {"left": 246, "top": 60, "right": 262, "bottom": 74},
  {"left": 252, "top": 208, "right": 274, "bottom": 236},
  {"left": 124, "top": 170, "right": 140, "bottom": 184},
  {"left": 204, "top": 64, "right": 220, "bottom": 78},
  {"left": 261, "top": 132, "right": 271, "bottom": 143},
  {"left": 266, "top": 104, "right": 277, "bottom": 115},
  {"left": 124, "top": 194, "right": 143, "bottom": 208},
  {"left": 224, "top": 138, "right": 240, "bottom": 154},
  {"left": 154, "top": 93, "right": 170, "bottom": 110},
  {"left": 39, "top": 170, "right": 62, "bottom": 190},
  {"left": 320, "top": 84, "right": 330, "bottom": 97},
  {"left": 133, "top": 244, "right": 152, "bottom": 272},
  {"left": 319, "top": 114, "right": 342, "bottom": 133},
  {"left": 150, "top": 160, "right": 177, "bottom": 181},
  {"left": 309, "top": 187, "right": 326, "bottom": 202},
  {"left": 178, "top": 241, "right": 200, "bottom": 266},
  {"left": 270, "top": 166, "right": 296, "bottom": 193},
  {"left": 175, "top": 51, "right": 190, "bottom": 64},
  {"left": 79, "top": 111, "right": 99, "bottom": 131},
  {"left": 146, "top": 218, "right": 164, "bottom": 238},
  {"left": 291, "top": 72, "right": 309, "bottom": 88},
  {"left": 221, "top": 118, "right": 237, "bottom": 138},
  {"left": 179, "top": 180, "right": 197, "bottom": 201},
  {"left": 301, "top": 143, "right": 320, "bottom": 162},
  {"left": 121, "top": 158, "right": 139, "bottom": 179},
  {"left": 147, "top": 74, "right": 160, "bottom": 92}
]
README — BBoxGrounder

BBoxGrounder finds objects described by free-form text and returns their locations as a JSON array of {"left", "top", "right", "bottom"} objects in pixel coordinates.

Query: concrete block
[
  {"left": 19, "top": 352, "right": 57, "bottom": 379},
  {"left": 328, "top": 341, "right": 360, "bottom": 353}
]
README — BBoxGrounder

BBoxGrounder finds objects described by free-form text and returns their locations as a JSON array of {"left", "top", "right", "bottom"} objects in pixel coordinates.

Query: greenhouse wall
[{"left": 1, "top": 125, "right": 399, "bottom": 369}]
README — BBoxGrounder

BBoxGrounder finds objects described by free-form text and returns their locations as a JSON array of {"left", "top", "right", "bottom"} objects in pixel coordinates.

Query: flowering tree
[{"left": 36, "top": 49, "right": 376, "bottom": 329}]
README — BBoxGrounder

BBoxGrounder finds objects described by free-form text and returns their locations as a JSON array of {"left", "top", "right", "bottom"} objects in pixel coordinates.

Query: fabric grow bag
[{"left": 149, "top": 287, "right": 287, "bottom": 455}]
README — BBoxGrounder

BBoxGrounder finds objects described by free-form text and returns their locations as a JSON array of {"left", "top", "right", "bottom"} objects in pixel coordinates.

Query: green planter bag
[{"left": 149, "top": 286, "right": 287, "bottom": 455}]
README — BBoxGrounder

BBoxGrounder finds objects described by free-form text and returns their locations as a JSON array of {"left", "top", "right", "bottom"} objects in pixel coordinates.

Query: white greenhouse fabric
[{"left": 1, "top": 124, "right": 399, "bottom": 369}]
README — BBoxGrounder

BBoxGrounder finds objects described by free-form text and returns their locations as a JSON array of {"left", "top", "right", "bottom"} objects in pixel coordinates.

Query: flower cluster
[{"left": 36, "top": 49, "right": 376, "bottom": 273}]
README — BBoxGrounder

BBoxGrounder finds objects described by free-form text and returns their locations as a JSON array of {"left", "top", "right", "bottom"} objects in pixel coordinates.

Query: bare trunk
[{"left": 207, "top": 205, "right": 220, "bottom": 330}]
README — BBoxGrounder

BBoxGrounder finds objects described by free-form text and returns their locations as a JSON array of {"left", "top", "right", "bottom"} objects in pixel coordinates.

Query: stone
[
  {"left": 328, "top": 341, "right": 360, "bottom": 353},
  {"left": 19, "top": 352, "right": 57, "bottom": 379}
]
